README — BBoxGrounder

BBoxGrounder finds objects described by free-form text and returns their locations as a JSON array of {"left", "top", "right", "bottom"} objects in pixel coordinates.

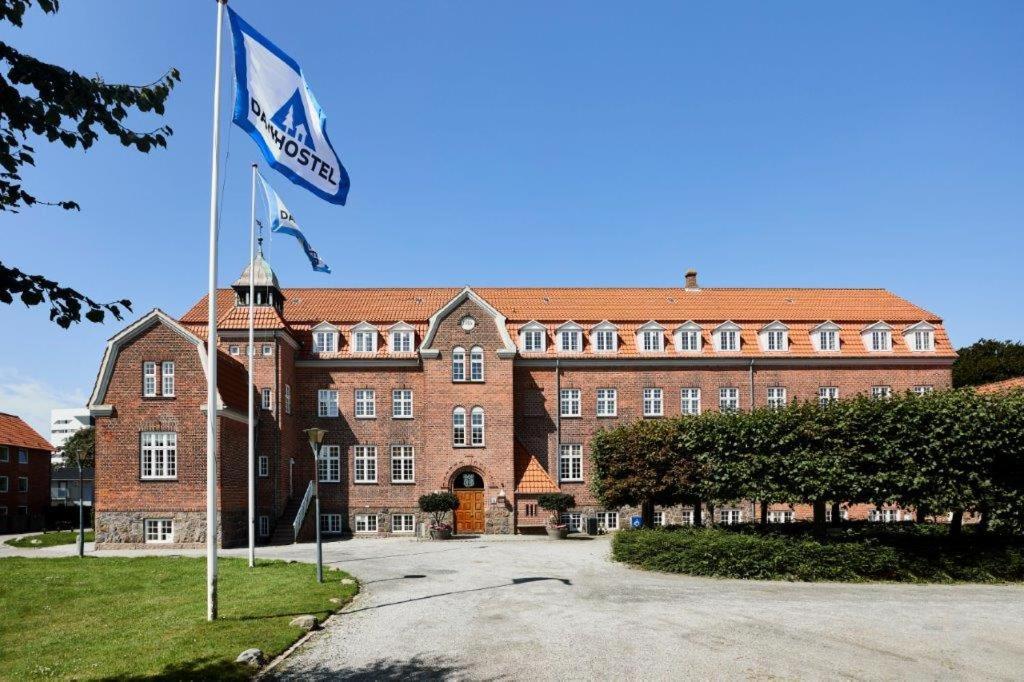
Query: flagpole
[
  {"left": 247, "top": 162, "right": 257, "bottom": 569},
  {"left": 205, "top": 0, "right": 228, "bottom": 622}
]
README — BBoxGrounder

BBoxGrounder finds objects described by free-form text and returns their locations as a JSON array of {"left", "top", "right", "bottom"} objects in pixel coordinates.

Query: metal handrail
[{"left": 292, "top": 480, "right": 315, "bottom": 540}]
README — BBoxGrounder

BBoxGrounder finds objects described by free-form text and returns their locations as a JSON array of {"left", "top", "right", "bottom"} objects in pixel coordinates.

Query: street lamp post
[
  {"left": 77, "top": 461, "right": 85, "bottom": 558},
  {"left": 304, "top": 427, "right": 327, "bottom": 583}
]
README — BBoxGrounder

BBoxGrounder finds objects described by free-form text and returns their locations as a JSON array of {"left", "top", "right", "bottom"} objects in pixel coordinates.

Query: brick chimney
[{"left": 684, "top": 269, "right": 699, "bottom": 290}]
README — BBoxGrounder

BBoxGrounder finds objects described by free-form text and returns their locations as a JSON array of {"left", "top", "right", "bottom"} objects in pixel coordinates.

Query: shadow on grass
[
  {"left": 102, "top": 656, "right": 249, "bottom": 681},
  {"left": 274, "top": 654, "right": 481, "bottom": 681}
]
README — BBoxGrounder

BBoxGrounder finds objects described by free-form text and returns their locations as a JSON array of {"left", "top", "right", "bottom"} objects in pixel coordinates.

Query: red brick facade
[
  {"left": 0, "top": 413, "right": 53, "bottom": 532},
  {"left": 89, "top": 268, "right": 954, "bottom": 546}
]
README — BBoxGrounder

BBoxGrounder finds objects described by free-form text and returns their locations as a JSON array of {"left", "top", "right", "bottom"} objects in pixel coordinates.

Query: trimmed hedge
[{"left": 611, "top": 525, "right": 1024, "bottom": 583}]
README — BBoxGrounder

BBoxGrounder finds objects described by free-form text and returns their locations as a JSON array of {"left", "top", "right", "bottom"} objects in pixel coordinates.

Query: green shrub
[
  {"left": 611, "top": 525, "right": 1024, "bottom": 583},
  {"left": 418, "top": 492, "right": 459, "bottom": 528}
]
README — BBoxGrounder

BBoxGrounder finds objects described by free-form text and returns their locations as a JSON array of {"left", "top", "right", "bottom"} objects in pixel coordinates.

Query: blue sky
[{"left": 2, "top": 1, "right": 1022, "bottom": 435}]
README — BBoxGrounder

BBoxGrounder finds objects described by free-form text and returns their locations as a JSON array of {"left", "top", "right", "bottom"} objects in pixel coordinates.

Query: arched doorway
[{"left": 452, "top": 469, "right": 485, "bottom": 534}]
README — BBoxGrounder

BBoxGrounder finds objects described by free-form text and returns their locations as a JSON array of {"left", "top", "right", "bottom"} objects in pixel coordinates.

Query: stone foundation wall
[{"left": 95, "top": 510, "right": 248, "bottom": 549}]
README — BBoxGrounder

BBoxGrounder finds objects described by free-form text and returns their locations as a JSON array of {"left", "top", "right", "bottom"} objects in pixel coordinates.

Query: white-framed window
[
  {"left": 229, "top": 345, "right": 241, "bottom": 356},
  {"left": 719, "top": 387, "right": 739, "bottom": 412},
  {"left": 869, "top": 509, "right": 900, "bottom": 523},
  {"left": 353, "top": 330, "right": 377, "bottom": 353},
  {"left": 452, "top": 347, "right": 466, "bottom": 382},
  {"left": 17, "top": 449, "right": 27, "bottom": 464},
  {"left": 870, "top": 330, "right": 891, "bottom": 351},
  {"left": 285, "top": 384, "right": 292, "bottom": 414},
  {"left": 768, "top": 510, "right": 794, "bottom": 523},
  {"left": 258, "top": 515, "right": 270, "bottom": 537},
  {"left": 470, "top": 407, "right": 485, "bottom": 446},
  {"left": 353, "top": 445, "right": 377, "bottom": 483},
  {"left": 913, "top": 385, "right": 934, "bottom": 396},
  {"left": 0, "top": 476, "right": 7, "bottom": 493},
  {"left": 392, "top": 514, "right": 416, "bottom": 533},
  {"left": 596, "top": 511, "right": 619, "bottom": 531},
  {"left": 679, "top": 509, "right": 694, "bottom": 526},
  {"left": 640, "top": 329, "right": 663, "bottom": 352},
  {"left": 318, "top": 389, "right": 339, "bottom": 417},
  {"left": 643, "top": 388, "right": 663, "bottom": 417},
  {"left": 819, "top": 330, "right": 838, "bottom": 351},
  {"left": 392, "top": 389, "right": 413, "bottom": 418},
  {"left": 318, "top": 445, "right": 341, "bottom": 483},
  {"left": 313, "top": 330, "right": 337, "bottom": 353},
  {"left": 765, "top": 329, "right": 786, "bottom": 352},
  {"left": 819, "top": 386, "right": 839, "bottom": 406},
  {"left": 560, "top": 512, "right": 583, "bottom": 532},
  {"left": 681, "top": 388, "right": 701, "bottom": 415},
  {"left": 522, "top": 328, "right": 545, "bottom": 352},
  {"left": 260, "top": 343, "right": 272, "bottom": 357},
  {"left": 258, "top": 455, "right": 269, "bottom": 477},
  {"left": 596, "top": 388, "right": 617, "bottom": 417},
  {"left": 390, "top": 329, "right": 413, "bottom": 353},
  {"left": 594, "top": 329, "right": 616, "bottom": 352},
  {"left": 140, "top": 432, "right": 177, "bottom": 480},
  {"left": 718, "top": 509, "right": 742, "bottom": 525},
  {"left": 560, "top": 388, "right": 581, "bottom": 417},
  {"left": 321, "top": 513, "right": 343, "bottom": 534},
  {"left": 161, "top": 361, "right": 175, "bottom": 397},
  {"left": 261, "top": 388, "right": 273, "bottom": 410},
  {"left": 355, "top": 389, "right": 376, "bottom": 418},
  {"left": 872, "top": 385, "right": 892, "bottom": 399},
  {"left": 452, "top": 407, "right": 467, "bottom": 446},
  {"left": 17, "top": 476, "right": 27, "bottom": 492},
  {"left": 653, "top": 511, "right": 666, "bottom": 527},
  {"left": 766, "top": 387, "right": 787, "bottom": 409},
  {"left": 715, "top": 324, "right": 741, "bottom": 352},
  {"left": 355, "top": 514, "right": 378, "bottom": 533},
  {"left": 677, "top": 330, "right": 700, "bottom": 352},
  {"left": 912, "top": 330, "right": 934, "bottom": 351},
  {"left": 391, "top": 445, "right": 415, "bottom": 483},
  {"left": 559, "top": 443, "right": 583, "bottom": 482},
  {"left": 470, "top": 346, "right": 484, "bottom": 381},
  {"left": 143, "top": 361, "right": 157, "bottom": 397},
  {"left": 558, "top": 329, "right": 582, "bottom": 352},
  {"left": 144, "top": 518, "right": 173, "bottom": 544},
  {"left": 825, "top": 507, "right": 849, "bottom": 522}
]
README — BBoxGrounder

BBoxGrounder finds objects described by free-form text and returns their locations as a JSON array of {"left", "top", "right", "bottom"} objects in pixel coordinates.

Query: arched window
[
  {"left": 452, "top": 347, "right": 466, "bottom": 382},
  {"left": 452, "top": 407, "right": 466, "bottom": 446},
  {"left": 470, "top": 407, "right": 485, "bottom": 446},
  {"left": 470, "top": 346, "right": 484, "bottom": 381}
]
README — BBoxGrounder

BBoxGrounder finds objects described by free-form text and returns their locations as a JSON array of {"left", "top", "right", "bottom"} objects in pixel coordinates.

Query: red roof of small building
[
  {"left": 514, "top": 440, "right": 559, "bottom": 494},
  {"left": 0, "top": 413, "right": 53, "bottom": 451},
  {"left": 974, "top": 376, "right": 1024, "bottom": 394}
]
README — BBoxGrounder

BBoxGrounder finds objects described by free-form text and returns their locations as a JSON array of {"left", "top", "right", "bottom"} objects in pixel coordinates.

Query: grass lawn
[
  {"left": 0, "top": 556, "right": 358, "bottom": 680},
  {"left": 5, "top": 530, "right": 95, "bottom": 548}
]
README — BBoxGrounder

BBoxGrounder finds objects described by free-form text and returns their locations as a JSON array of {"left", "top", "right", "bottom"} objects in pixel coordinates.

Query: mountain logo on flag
[{"left": 270, "top": 89, "right": 316, "bottom": 152}]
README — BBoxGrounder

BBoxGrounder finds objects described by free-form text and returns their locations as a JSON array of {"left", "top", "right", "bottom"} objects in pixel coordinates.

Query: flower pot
[
  {"left": 430, "top": 529, "right": 452, "bottom": 540},
  {"left": 546, "top": 527, "right": 569, "bottom": 540}
]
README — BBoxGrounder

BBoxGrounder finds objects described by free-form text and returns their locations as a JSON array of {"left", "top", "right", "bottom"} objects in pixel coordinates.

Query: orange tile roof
[
  {"left": 514, "top": 440, "right": 559, "bottom": 494},
  {"left": 974, "top": 376, "right": 1024, "bottom": 394},
  {"left": 216, "top": 305, "right": 290, "bottom": 331},
  {"left": 0, "top": 413, "right": 52, "bottom": 451},
  {"left": 215, "top": 351, "right": 255, "bottom": 413}
]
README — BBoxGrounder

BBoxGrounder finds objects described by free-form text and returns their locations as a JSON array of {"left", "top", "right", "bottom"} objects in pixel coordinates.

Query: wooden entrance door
[{"left": 454, "top": 490, "right": 485, "bottom": 533}]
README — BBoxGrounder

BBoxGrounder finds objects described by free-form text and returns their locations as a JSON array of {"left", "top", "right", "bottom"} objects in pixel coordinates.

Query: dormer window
[
  {"left": 556, "top": 322, "right": 583, "bottom": 352},
  {"left": 389, "top": 322, "right": 415, "bottom": 353},
  {"left": 760, "top": 321, "right": 789, "bottom": 352},
  {"left": 351, "top": 322, "right": 378, "bottom": 353},
  {"left": 591, "top": 321, "right": 618, "bottom": 353},
  {"left": 519, "top": 321, "right": 547, "bottom": 352},
  {"left": 862, "top": 322, "right": 892, "bottom": 352},
  {"left": 714, "top": 322, "right": 741, "bottom": 352},
  {"left": 674, "top": 322, "right": 702, "bottom": 353},
  {"left": 904, "top": 321, "right": 935, "bottom": 352},
  {"left": 637, "top": 322, "right": 665, "bottom": 353},
  {"left": 811, "top": 321, "right": 841, "bottom": 352},
  {"left": 311, "top": 322, "right": 339, "bottom": 353}
]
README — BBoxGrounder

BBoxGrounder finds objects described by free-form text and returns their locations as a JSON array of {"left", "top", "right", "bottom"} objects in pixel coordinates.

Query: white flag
[{"left": 228, "top": 7, "right": 350, "bottom": 205}]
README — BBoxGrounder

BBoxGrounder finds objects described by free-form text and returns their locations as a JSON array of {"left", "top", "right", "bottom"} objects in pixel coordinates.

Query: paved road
[{"left": 4, "top": 533, "right": 1023, "bottom": 680}]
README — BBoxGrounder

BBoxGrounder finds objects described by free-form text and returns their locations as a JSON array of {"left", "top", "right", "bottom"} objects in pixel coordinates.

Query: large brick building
[
  {"left": 88, "top": 261, "right": 955, "bottom": 547},
  {"left": 0, "top": 413, "right": 53, "bottom": 533}
]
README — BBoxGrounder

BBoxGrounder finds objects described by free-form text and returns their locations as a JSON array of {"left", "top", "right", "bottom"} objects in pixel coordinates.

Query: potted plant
[
  {"left": 537, "top": 493, "right": 576, "bottom": 539},
  {"left": 419, "top": 492, "right": 459, "bottom": 540}
]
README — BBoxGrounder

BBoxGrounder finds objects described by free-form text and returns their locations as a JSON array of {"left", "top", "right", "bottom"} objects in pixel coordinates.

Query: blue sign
[{"left": 630, "top": 515, "right": 642, "bottom": 528}]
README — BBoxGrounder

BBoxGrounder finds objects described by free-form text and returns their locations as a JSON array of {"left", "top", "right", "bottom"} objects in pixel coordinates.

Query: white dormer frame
[
  {"left": 590, "top": 320, "right": 618, "bottom": 353},
  {"left": 903, "top": 320, "right": 936, "bottom": 352},
  {"left": 759, "top": 320, "right": 790, "bottom": 352},
  {"left": 518, "top": 320, "right": 547, "bottom": 353},
  {"left": 712, "top": 321, "right": 742, "bottom": 352},
  {"left": 350, "top": 321, "right": 378, "bottom": 353},
  {"left": 673, "top": 321, "right": 703, "bottom": 353},
  {"left": 555, "top": 321, "right": 584, "bottom": 353},
  {"left": 861, "top": 321, "right": 893, "bottom": 352},
  {"left": 810, "top": 321, "right": 842, "bottom": 352},
  {"left": 636, "top": 321, "right": 666, "bottom": 353},
  {"left": 388, "top": 321, "right": 415, "bottom": 353},
  {"left": 311, "top": 321, "right": 340, "bottom": 354}
]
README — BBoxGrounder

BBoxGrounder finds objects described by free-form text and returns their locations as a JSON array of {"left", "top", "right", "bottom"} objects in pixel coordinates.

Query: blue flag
[
  {"left": 228, "top": 7, "right": 350, "bottom": 205},
  {"left": 257, "top": 172, "right": 331, "bottom": 274}
]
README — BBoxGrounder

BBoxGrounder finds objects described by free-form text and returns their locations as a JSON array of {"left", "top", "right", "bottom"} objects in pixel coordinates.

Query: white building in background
[{"left": 50, "top": 408, "right": 93, "bottom": 463}]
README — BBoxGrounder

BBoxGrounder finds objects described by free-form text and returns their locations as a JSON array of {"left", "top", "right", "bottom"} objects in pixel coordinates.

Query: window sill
[
  {"left": 353, "top": 481, "right": 378, "bottom": 485},
  {"left": 643, "top": 414, "right": 665, "bottom": 419},
  {"left": 140, "top": 478, "right": 178, "bottom": 482},
  {"left": 453, "top": 444, "right": 486, "bottom": 449},
  {"left": 141, "top": 396, "right": 176, "bottom": 400},
  {"left": 559, "top": 479, "right": 584, "bottom": 484},
  {"left": 596, "top": 414, "right": 618, "bottom": 419},
  {"left": 355, "top": 416, "right": 377, "bottom": 420},
  {"left": 559, "top": 414, "right": 582, "bottom": 419},
  {"left": 391, "top": 481, "right": 416, "bottom": 485},
  {"left": 391, "top": 416, "right": 414, "bottom": 420}
]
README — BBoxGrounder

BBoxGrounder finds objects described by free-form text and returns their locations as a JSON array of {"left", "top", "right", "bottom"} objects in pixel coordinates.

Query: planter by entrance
[
  {"left": 547, "top": 527, "right": 569, "bottom": 539},
  {"left": 430, "top": 528, "right": 452, "bottom": 540}
]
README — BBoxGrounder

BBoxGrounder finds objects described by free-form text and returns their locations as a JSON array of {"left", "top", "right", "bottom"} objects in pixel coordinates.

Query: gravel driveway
[{"left": 267, "top": 534, "right": 1024, "bottom": 681}]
